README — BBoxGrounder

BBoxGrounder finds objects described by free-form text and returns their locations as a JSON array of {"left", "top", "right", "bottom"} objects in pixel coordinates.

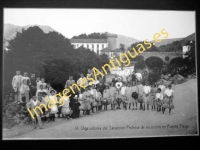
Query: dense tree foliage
[
  {"left": 145, "top": 56, "right": 164, "bottom": 72},
  {"left": 72, "top": 32, "right": 107, "bottom": 39},
  {"left": 4, "top": 27, "right": 109, "bottom": 93},
  {"left": 131, "top": 41, "right": 159, "bottom": 52},
  {"left": 158, "top": 40, "right": 182, "bottom": 52}
]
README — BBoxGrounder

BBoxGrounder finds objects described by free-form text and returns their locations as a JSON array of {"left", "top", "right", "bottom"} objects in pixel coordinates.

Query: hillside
[
  {"left": 181, "top": 33, "right": 195, "bottom": 45},
  {"left": 115, "top": 34, "right": 140, "bottom": 49},
  {"left": 153, "top": 38, "right": 183, "bottom": 47},
  {"left": 157, "top": 33, "right": 195, "bottom": 52},
  {"left": 4, "top": 24, "right": 57, "bottom": 41}
]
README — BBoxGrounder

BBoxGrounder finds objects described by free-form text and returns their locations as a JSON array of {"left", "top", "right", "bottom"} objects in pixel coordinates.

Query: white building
[
  {"left": 70, "top": 39, "right": 108, "bottom": 54},
  {"left": 182, "top": 45, "right": 191, "bottom": 58},
  {"left": 100, "top": 48, "right": 123, "bottom": 58}
]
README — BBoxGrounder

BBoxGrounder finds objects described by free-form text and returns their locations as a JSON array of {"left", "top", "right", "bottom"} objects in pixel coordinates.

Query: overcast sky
[{"left": 4, "top": 9, "right": 195, "bottom": 40}]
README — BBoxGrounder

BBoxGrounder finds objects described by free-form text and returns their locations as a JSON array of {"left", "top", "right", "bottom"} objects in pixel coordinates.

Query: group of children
[
  {"left": 94, "top": 77, "right": 175, "bottom": 115},
  {"left": 8, "top": 70, "right": 175, "bottom": 129}
]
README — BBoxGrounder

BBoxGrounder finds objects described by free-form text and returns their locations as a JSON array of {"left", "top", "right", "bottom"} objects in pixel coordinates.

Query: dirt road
[{"left": 3, "top": 79, "right": 198, "bottom": 139}]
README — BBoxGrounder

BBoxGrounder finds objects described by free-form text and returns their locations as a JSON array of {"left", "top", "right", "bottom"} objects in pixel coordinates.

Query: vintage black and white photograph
[{"left": 2, "top": 9, "right": 198, "bottom": 139}]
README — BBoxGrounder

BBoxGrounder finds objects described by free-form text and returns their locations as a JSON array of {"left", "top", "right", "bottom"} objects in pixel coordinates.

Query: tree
[
  {"left": 134, "top": 59, "right": 146, "bottom": 70},
  {"left": 72, "top": 32, "right": 107, "bottom": 39},
  {"left": 4, "top": 26, "right": 109, "bottom": 94},
  {"left": 169, "top": 57, "right": 184, "bottom": 68},
  {"left": 145, "top": 56, "right": 163, "bottom": 72},
  {"left": 131, "top": 41, "right": 159, "bottom": 52}
]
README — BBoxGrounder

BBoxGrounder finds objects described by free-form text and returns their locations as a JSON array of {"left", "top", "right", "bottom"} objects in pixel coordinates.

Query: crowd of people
[{"left": 4, "top": 69, "right": 175, "bottom": 129}]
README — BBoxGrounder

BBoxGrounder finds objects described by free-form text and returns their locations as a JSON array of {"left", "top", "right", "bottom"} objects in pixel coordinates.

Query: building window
[
  {"left": 87, "top": 44, "right": 89, "bottom": 49},
  {"left": 77, "top": 44, "right": 79, "bottom": 47},
  {"left": 102, "top": 44, "right": 104, "bottom": 49},
  {"left": 82, "top": 44, "right": 84, "bottom": 47},
  {"left": 97, "top": 44, "right": 99, "bottom": 51},
  {"left": 97, "top": 49, "right": 99, "bottom": 55},
  {"left": 74, "top": 44, "right": 76, "bottom": 48},
  {"left": 92, "top": 44, "right": 94, "bottom": 51}
]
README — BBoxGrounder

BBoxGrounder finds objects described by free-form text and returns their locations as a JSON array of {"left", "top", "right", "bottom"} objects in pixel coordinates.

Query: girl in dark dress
[{"left": 74, "top": 95, "right": 81, "bottom": 118}]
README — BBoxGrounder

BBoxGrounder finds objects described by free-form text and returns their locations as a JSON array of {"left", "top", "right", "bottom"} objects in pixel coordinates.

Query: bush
[
  {"left": 148, "top": 73, "right": 161, "bottom": 85},
  {"left": 169, "top": 57, "right": 184, "bottom": 67}
]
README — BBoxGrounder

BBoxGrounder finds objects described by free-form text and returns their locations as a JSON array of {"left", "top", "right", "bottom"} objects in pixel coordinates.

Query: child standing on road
[
  {"left": 103, "top": 84, "right": 110, "bottom": 111},
  {"left": 155, "top": 88, "right": 163, "bottom": 112},
  {"left": 125, "top": 82, "right": 134, "bottom": 110},
  {"left": 150, "top": 84, "right": 157, "bottom": 111},
  {"left": 96, "top": 88, "right": 102, "bottom": 111},
  {"left": 163, "top": 84, "right": 174, "bottom": 115},
  {"left": 143, "top": 82, "right": 151, "bottom": 111},
  {"left": 109, "top": 82, "right": 117, "bottom": 110},
  {"left": 120, "top": 82, "right": 127, "bottom": 110},
  {"left": 61, "top": 95, "right": 71, "bottom": 119}
]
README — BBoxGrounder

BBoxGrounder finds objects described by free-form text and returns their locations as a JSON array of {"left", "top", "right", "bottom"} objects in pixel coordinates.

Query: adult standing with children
[{"left": 12, "top": 70, "right": 23, "bottom": 103}]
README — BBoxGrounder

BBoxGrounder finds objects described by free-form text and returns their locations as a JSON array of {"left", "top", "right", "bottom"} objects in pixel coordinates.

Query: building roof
[
  {"left": 112, "top": 48, "right": 123, "bottom": 52},
  {"left": 70, "top": 39, "right": 107, "bottom": 43},
  {"left": 100, "top": 47, "right": 113, "bottom": 52}
]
